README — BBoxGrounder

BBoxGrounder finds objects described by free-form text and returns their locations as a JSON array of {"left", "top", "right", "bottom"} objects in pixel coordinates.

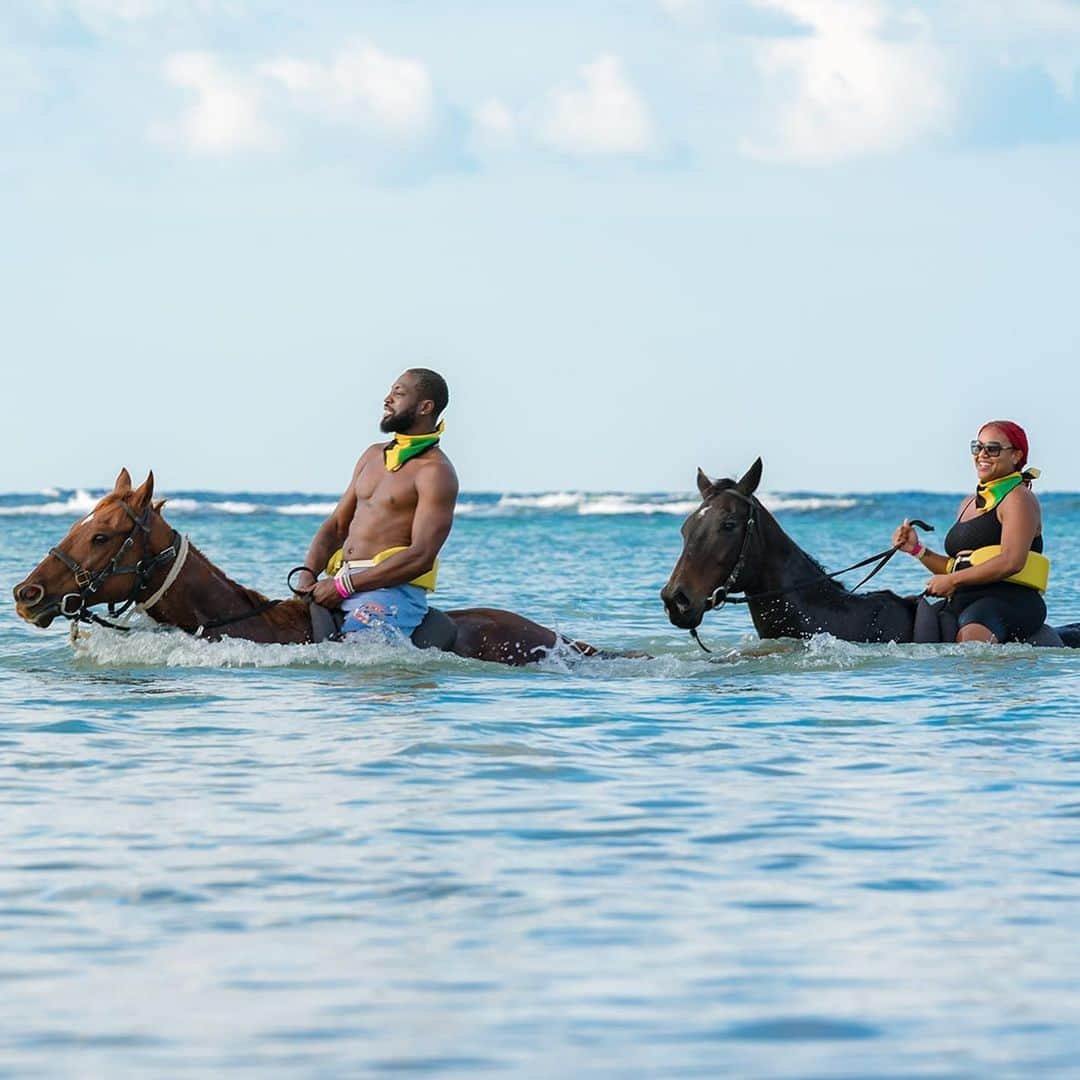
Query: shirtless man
[{"left": 297, "top": 369, "right": 457, "bottom": 640}]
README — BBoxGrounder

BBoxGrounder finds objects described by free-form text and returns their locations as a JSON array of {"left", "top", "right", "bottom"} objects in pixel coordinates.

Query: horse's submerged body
[
  {"left": 12, "top": 470, "right": 597, "bottom": 666},
  {"left": 661, "top": 459, "right": 1080, "bottom": 649}
]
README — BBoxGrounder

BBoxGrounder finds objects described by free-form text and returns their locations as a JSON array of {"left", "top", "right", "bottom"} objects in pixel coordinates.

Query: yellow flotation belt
[
  {"left": 325, "top": 547, "right": 437, "bottom": 592},
  {"left": 947, "top": 546, "right": 1049, "bottom": 594}
]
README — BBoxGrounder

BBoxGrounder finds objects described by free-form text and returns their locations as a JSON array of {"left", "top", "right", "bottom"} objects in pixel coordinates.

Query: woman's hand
[
  {"left": 925, "top": 573, "right": 956, "bottom": 597},
  {"left": 892, "top": 518, "right": 921, "bottom": 553}
]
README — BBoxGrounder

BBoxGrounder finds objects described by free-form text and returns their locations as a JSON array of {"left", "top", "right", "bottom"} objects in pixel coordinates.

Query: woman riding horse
[{"left": 893, "top": 420, "right": 1046, "bottom": 645}]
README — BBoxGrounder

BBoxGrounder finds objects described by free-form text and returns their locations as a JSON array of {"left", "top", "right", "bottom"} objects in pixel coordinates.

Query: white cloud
[
  {"left": 744, "top": 0, "right": 953, "bottom": 164},
  {"left": 658, "top": 0, "right": 705, "bottom": 18},
  {"left": 159, "top": 52, "right": 273, "bottom": 155},
  {"left": 39, "top": 0, "right": 158, "bottom": 18},
  {"left": 953, "top": 0, "right": 1080, "bottom": 100},
  {"left": 539, "top": 55, "right": 656, "bottom": 155},
  {"left": 474, "top": 98, "right": 515, "bottom": 138},
  {"left": 262, "top": 42, "right": 434, "bottom": 137},
  {"left": 38, "top": 0, "right": 245, "bottom": 24}
]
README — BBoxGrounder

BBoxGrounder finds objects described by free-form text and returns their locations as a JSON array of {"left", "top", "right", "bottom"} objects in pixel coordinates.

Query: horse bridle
[
  {"left": 48, "top": 503, "right": 183, "bottom": 629},
  {"left": 702, "top": 490, "right": 759, "bottom": 614}
]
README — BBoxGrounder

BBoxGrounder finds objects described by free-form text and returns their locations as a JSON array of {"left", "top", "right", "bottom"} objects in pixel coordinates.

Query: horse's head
[
  {"left": 661, "top": 458, "right": 763, "bottom": 629},
  {"left": 12, "top": 468, "right": 169, "bottom": 628}
]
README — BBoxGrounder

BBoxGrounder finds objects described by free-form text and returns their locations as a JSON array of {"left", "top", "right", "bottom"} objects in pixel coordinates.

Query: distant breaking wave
[
  {"left": 479, "top": 492, "right": 860, "bottom": 516},
  {"left": 0, "top": 490, "right": 860, "bottom": 518}
]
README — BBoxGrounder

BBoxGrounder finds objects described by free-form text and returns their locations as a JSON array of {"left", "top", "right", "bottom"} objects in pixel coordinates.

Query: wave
[
  {"left": 66, "top": 624, "right": 1054, "bottom": 674},
  {"left": 487, "top": 492, "right": 859, "bottom": 516},
  {"left": 0, "top": 489, "right": 859, "bottom": 518},
  {"left": 0, "top": 489, "right": 101, "bottom": 516},
  {"left": 765, "top": 495, "right": 859, "bottom": 512}
]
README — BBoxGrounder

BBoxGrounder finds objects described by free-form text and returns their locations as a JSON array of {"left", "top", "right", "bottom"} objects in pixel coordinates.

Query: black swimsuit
[{"left": 943, "top": 492, "right": 1045, "bottom": 642}]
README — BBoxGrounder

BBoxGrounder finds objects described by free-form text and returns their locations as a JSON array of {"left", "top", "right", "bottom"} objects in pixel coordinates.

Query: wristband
[
  {"left": 909, "top": 543, "right": 924, "bottom": 558},
  {"left": 334, "top": 573, "right": 352, "bottom": 599}
]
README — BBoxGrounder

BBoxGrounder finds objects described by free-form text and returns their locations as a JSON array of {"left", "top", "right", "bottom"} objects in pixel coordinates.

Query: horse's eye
[
  {"left": 91, "top": 533, "right": 110, "bottom": 545},
  {"left": 720, "top": 519, "right": 738, "bottom": 532}
]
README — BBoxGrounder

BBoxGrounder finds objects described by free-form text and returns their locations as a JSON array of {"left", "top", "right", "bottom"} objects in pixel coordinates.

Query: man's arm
[
  {"left": 308, "top": 461, "right": 458, "bottom": 607},
  {"left": 296, "top": 456, "right": 365, "bottom": 590}
]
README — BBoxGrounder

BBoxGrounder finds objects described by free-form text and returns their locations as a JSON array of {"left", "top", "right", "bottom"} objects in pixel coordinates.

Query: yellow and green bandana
[
  {"left": 975, "top": 468, "right": 1040, "bottom": 511},
  {"left": 384, "top": 421, "right": 445, "bottom": 472}
]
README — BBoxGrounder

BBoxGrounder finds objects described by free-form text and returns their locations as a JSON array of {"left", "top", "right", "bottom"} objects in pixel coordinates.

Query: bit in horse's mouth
[{"left": 15, "top": 600, "right": 58, "bottom": 628}]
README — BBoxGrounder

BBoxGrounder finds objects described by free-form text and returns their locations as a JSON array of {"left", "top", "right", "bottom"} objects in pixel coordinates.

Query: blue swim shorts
[{"left": 340, "top": 584, "right": 428, "bottom": 642}]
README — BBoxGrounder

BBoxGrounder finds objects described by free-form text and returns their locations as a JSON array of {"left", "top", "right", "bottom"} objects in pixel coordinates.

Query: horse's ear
[
  {"left": 132, "top": 471, "right": 155, "bottom": 510},
  {"left": 152, "top": 499, "right": 167, "bottom": 513},
  {"left": 696, "top": 468, "right": 714, "bottom": 498},
  {"left": 114, "top": 468, "right": 132, "bottom": 494},
  {"left": 736, "top": 458, "right": 763, "bottom": 497}
]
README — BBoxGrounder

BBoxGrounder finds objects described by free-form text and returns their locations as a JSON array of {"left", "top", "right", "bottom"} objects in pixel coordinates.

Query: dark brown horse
[
  {"left": 13, "top": 469, "right": 597, "bottom": 665},
  {"left": 661, "top": 458, "right": 1080, "bottom": 647}
]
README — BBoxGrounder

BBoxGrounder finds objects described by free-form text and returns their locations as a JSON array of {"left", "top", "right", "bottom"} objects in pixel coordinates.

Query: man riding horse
[
  {"left": 295, "top": 368, "right": 455, "bottom": 642},
  {"left": 12, "top": 364, "right": 599, "bottom": 663}
]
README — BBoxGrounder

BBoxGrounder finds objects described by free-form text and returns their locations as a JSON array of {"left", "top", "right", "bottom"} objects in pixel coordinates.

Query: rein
[{"left": 689, "top": 495, "right": 933, "bottom": 653}]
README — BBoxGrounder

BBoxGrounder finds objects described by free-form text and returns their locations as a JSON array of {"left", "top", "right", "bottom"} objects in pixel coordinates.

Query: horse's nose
[
  {"left": 661, "top": 584, "right": 691, "bottom": 616},
  {"left": 14, "top": 581, "right": 45, "bottom": 607}
]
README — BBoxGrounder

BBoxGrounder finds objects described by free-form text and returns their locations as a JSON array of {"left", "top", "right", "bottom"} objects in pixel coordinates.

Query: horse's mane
[
  {"left": 744, "top": 490, "right": 853, "bottom": 597},
  {"left": 146, "top": 499, "right": 291, "bottom": 615}
]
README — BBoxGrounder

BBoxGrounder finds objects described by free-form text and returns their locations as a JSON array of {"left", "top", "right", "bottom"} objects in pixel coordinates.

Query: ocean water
[{"left": 2, "top": 486, "right": 1080, "bottom": 1077}]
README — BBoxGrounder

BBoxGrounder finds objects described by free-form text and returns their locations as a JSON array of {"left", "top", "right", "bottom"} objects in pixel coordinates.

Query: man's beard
[{"left": 380, "top": 404, "right": 419, "bottom": 434}]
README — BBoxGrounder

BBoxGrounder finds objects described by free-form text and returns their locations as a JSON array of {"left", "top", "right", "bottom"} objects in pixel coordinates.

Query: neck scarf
[
  {"left": 384, "top": 421, "right": 444, "bottom": 472},
  {"left": 975, "top": 468, "right": 1040, "bottom": 511}
]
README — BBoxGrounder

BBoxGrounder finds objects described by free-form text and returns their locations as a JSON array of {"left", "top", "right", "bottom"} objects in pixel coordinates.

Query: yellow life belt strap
[
  {"left": 946, "top": 545, "right": 1049, "bottom": 594},
  {"left": 324, "top": 546, "right": 437, "bottom": 592}
]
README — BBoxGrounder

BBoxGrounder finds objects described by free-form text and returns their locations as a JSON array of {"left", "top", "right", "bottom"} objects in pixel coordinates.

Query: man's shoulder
[
  {"left": 354, "top": 442, "right": 389, "bottom": 469},
  {"left": 415, "top": 449, "right": 458, "bottom": 491}
]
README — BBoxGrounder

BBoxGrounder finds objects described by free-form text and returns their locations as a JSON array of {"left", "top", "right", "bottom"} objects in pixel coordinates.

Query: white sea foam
[
  {"left": 0, "top": 490, "right": 102, "bottom": 516},
  {"left": 210, "top": 501, "right": 258, "bottom": 514},
  {"left": 493, "top": 492, "right": 700, "bottom": 516},
  {"left": 276, "top": 502, "right": 337, "bottom": 516},
  {"left": 67, "top": 623, "right": 1035, "bottom": 676},
  {"left": 487, "top": 491, "right": 859, "bottom": 516},
  {"left": 762, "top": 494, "right": 860, "bottom": 512},
  {"left": 2, "top": 489, "right": 860, "bottom": 518},
  {"left": 497, "top": 492, "right": 583, "bottom": 510}
]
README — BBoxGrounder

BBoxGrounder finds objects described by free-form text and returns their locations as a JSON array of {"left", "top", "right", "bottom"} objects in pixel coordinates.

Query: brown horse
[{"left": 12, "top": 469, "right": 597, "bottom": 666}]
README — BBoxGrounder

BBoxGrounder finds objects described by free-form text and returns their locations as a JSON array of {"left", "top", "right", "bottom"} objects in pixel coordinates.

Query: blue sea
[{"left": 3, "top": 485, "right": 1080, "bottom": 1077}]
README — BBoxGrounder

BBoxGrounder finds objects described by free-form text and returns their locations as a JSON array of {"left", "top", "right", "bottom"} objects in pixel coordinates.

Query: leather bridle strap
[{"left": 49, "top": 503, "right": 184, "bottom": 629}]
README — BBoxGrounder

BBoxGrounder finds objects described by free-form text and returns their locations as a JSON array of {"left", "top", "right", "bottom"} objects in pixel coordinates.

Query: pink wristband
[
  {"left": 335, "top": 574, "right": 352, "bottom": 599},
  {"left": 909, "top": 543, "right": 924, "bottom": 558}
]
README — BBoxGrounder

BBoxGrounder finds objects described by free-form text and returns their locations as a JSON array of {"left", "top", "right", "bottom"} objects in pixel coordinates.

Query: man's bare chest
[{"left": 354, "top": 461, "right": 419, "bottom": 512}]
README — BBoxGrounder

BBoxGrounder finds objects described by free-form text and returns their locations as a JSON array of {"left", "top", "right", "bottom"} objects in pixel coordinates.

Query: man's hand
[
  {"left": 307, "top": 577, "right": 345, "bottom": 609},
  {"left": 294, "top": 568, "right": 317, "bottom": 593}
]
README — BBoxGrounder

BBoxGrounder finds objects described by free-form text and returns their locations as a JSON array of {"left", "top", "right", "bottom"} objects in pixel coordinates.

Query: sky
[{"left": 2, "top": 0, "right": 1080, "bottom": 495}]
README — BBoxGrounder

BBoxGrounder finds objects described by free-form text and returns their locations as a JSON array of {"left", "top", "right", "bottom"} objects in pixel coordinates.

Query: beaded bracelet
[{"left": 334, "top": 570, "right": 353, "bottom": 599}]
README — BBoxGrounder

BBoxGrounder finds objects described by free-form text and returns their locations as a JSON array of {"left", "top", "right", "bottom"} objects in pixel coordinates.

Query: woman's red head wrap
[{"left": 984, "top": 420, "right": 1029, "bottom": 469}]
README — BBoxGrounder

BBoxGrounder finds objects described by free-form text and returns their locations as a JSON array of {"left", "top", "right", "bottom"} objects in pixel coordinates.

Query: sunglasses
[{"left": 970, "top": 440, "right": 1015, "bottom": 458}]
